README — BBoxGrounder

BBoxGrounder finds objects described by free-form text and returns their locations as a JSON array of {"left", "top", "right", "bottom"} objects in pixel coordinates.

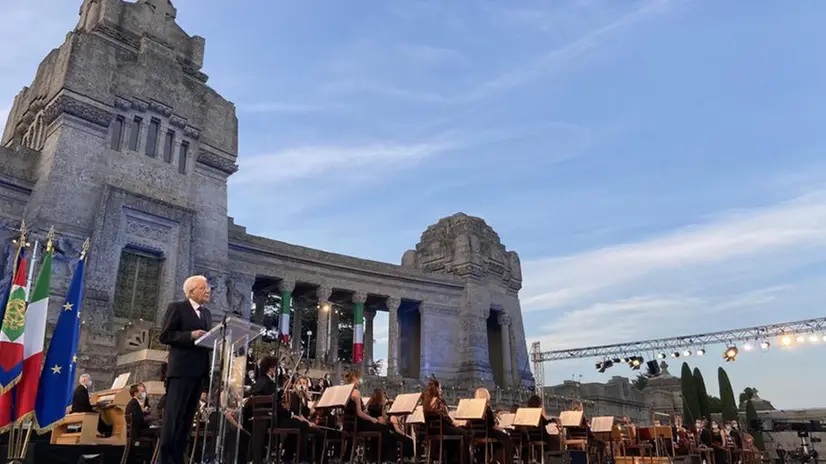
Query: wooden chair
[
  {"left": 424, "top": 414, "right": 467, "bottom": 464},
  {"left": 342, "top": 415, "right": 382, "bottom": 463}
]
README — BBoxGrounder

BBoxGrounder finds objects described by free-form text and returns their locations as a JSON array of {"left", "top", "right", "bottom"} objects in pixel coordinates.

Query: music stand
[{"left": 196, "top": 316, "right": 263, "bottom": 464}]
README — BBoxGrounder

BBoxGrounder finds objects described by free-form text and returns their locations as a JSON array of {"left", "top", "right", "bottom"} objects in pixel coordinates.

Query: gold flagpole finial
[
  {"left": 45, "top": 227, "right": 56, "bottom": 253},
  {"left": 12, "top": 221, "right": 29, "bottom": 249},
  {"left": 80, "top": 238, "right": 91, "bottom": 261}
]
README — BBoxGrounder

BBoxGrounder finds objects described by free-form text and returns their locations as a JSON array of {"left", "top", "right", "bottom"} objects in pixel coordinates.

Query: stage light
[
  {"left": 761, "top": 341, "right": 770, "bottom": 350},
  {"left": 612, "top": 358, "right": 621, "bottom": 364},
  {"left": 696, "top": 348, "right": 706, "bottom": 356},
  {"left": 781, "top": 335, "right": 792, "bottom": 346},
  {"left": 809, "top": 334, "right": 820, "bottom": 343},
  {"left": 743, "top": 342, "right": 753, "bottom": 351},
  {"left": 657, "top": 353, "right": 666, "bottom": 359},
  {"left": 671, "top": 352, "right": 680, "bottom": 358},
  {"left": 595, "top": 361, "right": 603, "bottom": 370},
  {"left": 620, "top": 357, "right": 628, "bottom": 363},
  {"left": 796, "top": 335, "right": 806, "bottom": 343},
  {"left": 683, "top": 349, "right": 692, "bottom": 356},
  {"left": 723, "top": 346, "right": 738, "bottom": 362}
]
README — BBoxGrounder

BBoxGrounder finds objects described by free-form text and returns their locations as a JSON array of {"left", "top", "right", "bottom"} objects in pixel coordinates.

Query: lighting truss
[{"left": 532, "top": 316, "right": 826, "bottom": 362}]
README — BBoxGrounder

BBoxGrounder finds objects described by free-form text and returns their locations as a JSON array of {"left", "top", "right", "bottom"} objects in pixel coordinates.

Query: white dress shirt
[{"left": 189, "top": 299, "right": 202, "bottom": 319}]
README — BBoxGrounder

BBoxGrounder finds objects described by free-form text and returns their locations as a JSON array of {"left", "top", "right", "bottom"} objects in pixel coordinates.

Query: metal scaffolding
[{"left": 532, "top": 316, "right": 826, "bottom": 395}]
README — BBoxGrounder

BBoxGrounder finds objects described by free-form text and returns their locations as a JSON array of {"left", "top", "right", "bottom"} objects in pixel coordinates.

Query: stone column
[
  {"left": 386, "top": 297, "right": 401, "bottom": 377},
  {"left": 364, "top": 310, "right": 375, "bottom": 366},
  {"left": 252, "top": 291, "right": 267, "bottom": 324},
  {"left": 498, "top": 313, "right": 513, "bottom": 388},
  {"left": 315, "top": 285, "right": 332, "bottom": 362},
  {"left": 328, "top": 310, "right": 340, "bottom": 362},
  {"left": 278, "top": 279, "right": 295, "bottom": 343},
  {"left": 291, "top": 300, "right": 303, "bottom": 351},
  {"left": 352, "top": 292, "right": 367, "bottom": 364}
]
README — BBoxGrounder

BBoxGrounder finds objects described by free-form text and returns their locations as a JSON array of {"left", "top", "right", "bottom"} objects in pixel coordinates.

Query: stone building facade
[{"left": 0, "top": 0, "right": 533, "bottom": 389}]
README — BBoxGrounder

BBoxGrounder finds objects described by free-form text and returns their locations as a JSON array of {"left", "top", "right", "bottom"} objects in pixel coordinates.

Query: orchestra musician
[
  {"left": 367, "top": 388, "right": 415, "bottom": 459},
  {"left": 126, "top": 383, "right": 155, "bottom": 440},
  {"left": 711, "top": 421, "right": 730, "bottom": 464},
  {"left": 159, "top": 275, "right": 213, "bottom": 464},
  {"left": 422, "top": 377, "right": 473, "bottom": 464},
  {"left": 342, "top": 369, "right": 396, "bottom": 461},
  {"left": 474, "top": 387, "right": 514, "bottom": 462},
  {"left": 70, "top": 373, "right": 112, "bottom": 437}
]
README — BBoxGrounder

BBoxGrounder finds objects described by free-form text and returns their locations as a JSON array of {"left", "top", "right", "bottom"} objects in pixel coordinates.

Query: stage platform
[{"left": 0, "top": 433, "right": 124, "bottom": 464}]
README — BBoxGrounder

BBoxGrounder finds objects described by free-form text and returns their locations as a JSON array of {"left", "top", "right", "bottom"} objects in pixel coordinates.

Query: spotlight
[
  {"left": 723, "top": 346, "right": 738, "bottom": 362},
  {"left": 612, "top": 358, "right": 621, "bottom": 364},
  {"left": 657, "top": 353, "right": 666, "bottom": 360},
  {"left": 760, "top": 341, "right": 770, "bottom": 350},
  {"left": 781, "top": 335, "right": 792, "bottom": 346},
  {"left": 671, "top": 352, "right": 680, "bottom": 358},
  {"left": 743, "top": 342, "right": 753, "bottom": 351},
  {"left": 809, "top": 334, "right": 819, "bottom": 343},
  {"left": 595, "top": 362, "right": 603, "bottom": 370},
  {"left": 696, "top": 348, "right": 706, "bottom": 356},
  {"left": 683, "top": 349, "right": 692, "bottom": 357},
  {"left": 620, "top": 357, "right": 628, "bottom": 363},
  {"left": 796, "top": 335, "right": 806, "bottom": 343}
]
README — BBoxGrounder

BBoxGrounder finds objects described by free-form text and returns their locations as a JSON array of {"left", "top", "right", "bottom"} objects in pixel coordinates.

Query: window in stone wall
[
  {"left": 145, "top": 118, "right": 160, "bottom": 158},
  {"left": 113, "top": 248, "right": 163, "bottom": 321},
  {"left": 178, "top": 141, "right": 189, "bottom": 174},
  {"left": 111, "top": 116, "right": 125, "bottom": 150},
  {"left": 163, "top": 129, "right": 175, "bottom": 163},
  {"left": 128, "top": 116, "right": 142, "bottom": 151}
]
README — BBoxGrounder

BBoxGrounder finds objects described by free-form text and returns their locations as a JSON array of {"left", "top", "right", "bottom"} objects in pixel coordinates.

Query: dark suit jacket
[
  {"left": 159, "top": 300, "right": 212, "bottom": 378},
  {"left": 250, "top": 375, "right": 277, "bottom": 397},
  {"left": 126, "top": 398, "right": 149, "bottom": 435},
  {"left": 71, "top": 384, "right": 94, "bottom": 413}
]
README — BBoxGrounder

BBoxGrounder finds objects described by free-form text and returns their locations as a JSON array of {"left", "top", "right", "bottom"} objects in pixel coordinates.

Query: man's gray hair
[
  {"left": 183, "top": 275, "right": 208, "bottom": 298},
  {"left": 79, "top": 373, "right": 90, "bottom": 384}
]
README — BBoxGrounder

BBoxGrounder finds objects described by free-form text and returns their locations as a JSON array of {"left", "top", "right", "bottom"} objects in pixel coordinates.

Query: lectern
[{"left": 195, "top": 316, "right": 263, "bottom": 464}]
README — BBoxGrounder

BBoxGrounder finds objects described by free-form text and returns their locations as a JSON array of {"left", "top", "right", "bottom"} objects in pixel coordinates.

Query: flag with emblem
[
  {"left": 14, "top": 245, "right": 53, "bottom": 423},
  {"left": 0, "top": 247, "right": 26, "bottom": 432},
  {"left": 34, "top": 257, "right": 85, "bottom": 433},
  {"left": 0, "top": 251, "right": 29, "bottom": 394}
]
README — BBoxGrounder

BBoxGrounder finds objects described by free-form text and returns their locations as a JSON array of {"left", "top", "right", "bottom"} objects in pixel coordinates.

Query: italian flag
[
  {"left": 15, "top": 248, "right": 52, "bottom": 422},
  {"left": 352, "top": 301, "right": 364, "bottom": 363},
  {"left": 279, "top": 290, "right": 291, "bottom": 343},
  {"left": 0, "top": 253, "right": 29, "bottom": 394}
]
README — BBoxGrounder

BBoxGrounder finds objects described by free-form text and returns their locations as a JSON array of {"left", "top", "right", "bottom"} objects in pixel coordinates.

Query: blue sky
[{"left": 2, "top": 0, "right": 825, "bottom": 409}]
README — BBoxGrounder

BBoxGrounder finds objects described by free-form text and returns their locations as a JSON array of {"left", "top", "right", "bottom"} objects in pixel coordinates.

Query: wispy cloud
[
  {"left": 521, "top": 190, "right": 826, "bottom": 312},
  {"left": 231, "top": 141, "right": 453, "bottom": 186}
]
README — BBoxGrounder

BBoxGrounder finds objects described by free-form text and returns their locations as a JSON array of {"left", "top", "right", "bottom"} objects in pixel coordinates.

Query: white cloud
[
  {"left": 231, "top": 142, "right": 452, "bottom": 186},
  {"left": 521, "top": 191, "right": 826, "bottom": 312}
]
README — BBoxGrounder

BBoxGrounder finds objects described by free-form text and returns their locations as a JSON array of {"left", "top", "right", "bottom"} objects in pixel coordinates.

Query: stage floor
[{"left": 0, "top": 435, "right": 124, "bottom": 464}]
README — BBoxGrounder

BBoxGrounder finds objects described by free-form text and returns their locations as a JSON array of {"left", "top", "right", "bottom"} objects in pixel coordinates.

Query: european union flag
[{"left": 34, "top": 258, "right": 85, "bottom": 433}]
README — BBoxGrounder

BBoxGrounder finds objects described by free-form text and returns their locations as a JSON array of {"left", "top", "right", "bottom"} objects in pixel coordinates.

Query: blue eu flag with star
[{"left": 34, "top": 258, "right": 86, "bottom": 433}]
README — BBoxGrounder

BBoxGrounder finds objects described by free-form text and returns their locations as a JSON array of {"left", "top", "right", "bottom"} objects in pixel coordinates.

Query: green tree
[
  {"left": 680, "top": 362, "right": 699, "bottom": 428},
  {"left": 632, "top": 373, "right": 649, "bottom": 391},
  {"left": 746, "top": 399, "right": 765, "bottom": 450},
  {"left": 693, "top": 368, "right": 711, "bottom": 422},
  {"left": 718, "top": 367, "right": 739, "bottom": 421},
  {"left": 739, "top": 387, "right": 758, "bottom": 408},
  {"left": 707, "top": 395, "right": 723, "bottom": 414}
]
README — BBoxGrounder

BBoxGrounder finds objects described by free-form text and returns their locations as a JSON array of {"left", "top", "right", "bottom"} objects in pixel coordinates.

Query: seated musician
[
  {"left": 674, "top": 415, "right": 691, "bottom": 455},
  {"left": 474, "top": 387, "right": 514, "bottom": 462},
  {"left": 71, "top": 373, "right": 113, "bottom": 437},
  {"left": 422, "top": 377, "right": 473, "bottom": 464},
  {"left": 126, "top": 383, "right": 156, "bottom": 440},
  {"left": 710, "top": 421, "right": 729, "bottom": 464},
  {"left": 726, "top": 420, "right": 742, "bottom": 449},
  {"left": 342, "top": 369, "right": 396, "bottom": 461},
  {"left": 367, "top": 388, "right": 414, "bottom": 459},
  {"left": 525, "top": 394, "right": 559, "bottom": 450}
]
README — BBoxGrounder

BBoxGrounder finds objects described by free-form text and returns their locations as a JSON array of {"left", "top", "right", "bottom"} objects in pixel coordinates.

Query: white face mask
[
  {"left": 695, "top": 422, "right": 703, "bottom": 429},
  {"left": 139, "top": 392, "right": 147, "bottom": 401}
]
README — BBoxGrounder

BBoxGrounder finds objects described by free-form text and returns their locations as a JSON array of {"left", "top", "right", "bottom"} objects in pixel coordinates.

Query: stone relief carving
[
  {"left": 277, "top": 278, "right": 295, "bottom": 294},
  {"left": 125, "top": 216, "right": 171, "bottom": 242},
  {"left": 93, "top": 23, "right": 141, "bottom": 49},
  {"left": 43, "top": 94, "right": 114, "bottom": 128},
  {"left": 183, "top": 126, "right": 201, "bottom": 140},
  {"left": 131, "top": 98, "right": 149, "bottom": 113},
  {"left": 148, "top": 100, "right": 173, "bottom": 117},
  {"left": 225, "top": 274, "right": 252, "bottom": 316},
  {"left": 316, "top": 285, "right": 332, "bottom": 302},
  {"left": 114, "top": 96, "right": 131, "bottom": 111},
  {"left": 352, "top": 292, "right": 367, "bottom": 304},
  {"left": 169, "top": 114, "right": 187, "bottom": 129},
  {"left": 197, "top": 150, "right": 237, "bottom": 174}
]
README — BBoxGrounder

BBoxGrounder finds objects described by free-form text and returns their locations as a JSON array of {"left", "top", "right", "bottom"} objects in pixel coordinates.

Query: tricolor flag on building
[
  {"left": 352, "top": 300, "right": 364, "bottom": 364},
  {"left": 279, "top": 289, "right": 292, "bottom": 344},
  {"left": 14, "top": 245, "right": 53, "bottom": 423},
  {"left": 0, "top": 251, "right": 29, "bottom": 394},
  {"left": 35, "top": 258, "right": 86, "bottom": 433}
]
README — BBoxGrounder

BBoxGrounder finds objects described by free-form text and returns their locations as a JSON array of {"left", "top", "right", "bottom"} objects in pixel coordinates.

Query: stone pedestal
[{"left": 114, "top": 348, "right": 168, "bottom": 386}]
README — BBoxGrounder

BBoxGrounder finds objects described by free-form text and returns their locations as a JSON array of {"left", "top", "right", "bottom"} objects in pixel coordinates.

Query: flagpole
[
  {"left": 5, "top": 222, "right": 28, "bottom": 461},
  {"left": 24, "top": 240, "right": 39, "bottom": 295}
]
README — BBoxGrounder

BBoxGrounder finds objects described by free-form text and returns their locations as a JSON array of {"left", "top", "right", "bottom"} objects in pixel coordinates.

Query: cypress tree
[
  {"left": 746, "top": 399, "right": 765, "bottom": 450},
  {"left": 718, "top": 367, "right": 738, "bottom": 421},
  {"left": 693, "top": 367, "right": 711, "bottom": 423},
  {"left": 680, "top": 362, "right": 699, "bottom": 428}
]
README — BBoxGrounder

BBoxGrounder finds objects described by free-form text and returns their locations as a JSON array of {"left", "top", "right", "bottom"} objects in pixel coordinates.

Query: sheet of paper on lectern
[
  {"left": 315, "top": 384, "right": 354, "bottom": 409},
  {"left": 455, "top": 398, "right": 487, "bottom": 420},
  {"left": 591, "top": 416, "right": 615, "bottom": 433},
  {"left": 388, "top": 393, "right": 421, "bottom": 415},
  {"left": 513, "top": 407, "right": 543, "bottom": 427},
  {"left": 497, "top": 412, "right": 515, "bottom": 429},
  {"left": 448, "top": 410, "right": 467, "bottom": 427},
  {"left": 560, "top": 410, "right": 585, "bottom": 427},
  {"left": 111, "top": 373, "right": 130, "bottom": 390},
  {"left": 407, "top": 405, "right": 424, "bottom": 424}
]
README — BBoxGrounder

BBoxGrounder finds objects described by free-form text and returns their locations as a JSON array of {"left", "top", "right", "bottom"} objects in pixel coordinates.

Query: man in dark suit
[
  {"left": 71, "top": 373, "right": 112, "bottom": 436},
  {"left": 158, "top": 275, "right": 212, "bottom": 464}
]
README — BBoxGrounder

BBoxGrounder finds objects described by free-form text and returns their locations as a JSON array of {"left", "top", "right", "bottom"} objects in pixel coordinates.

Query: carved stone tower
[
  {"left": 0, "top": 0, "right": 237, "bottom": 381},
  {"left": 402, "top": 213, "right": 534, "bottom": 387}
]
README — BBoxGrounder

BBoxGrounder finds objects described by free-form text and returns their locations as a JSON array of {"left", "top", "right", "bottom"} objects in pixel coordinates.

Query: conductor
[{"left": 159, "top": 275, "right": 213, "bottom": 464}]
